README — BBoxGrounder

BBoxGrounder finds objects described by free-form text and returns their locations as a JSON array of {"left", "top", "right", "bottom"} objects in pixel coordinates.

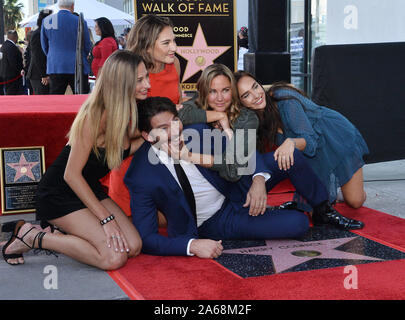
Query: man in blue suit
[
  {"left": 124, "top": 97, "right": 363, "bottom": 258},
  {"left": 41, "top": 0, "right": 92, "bottom": 94}
]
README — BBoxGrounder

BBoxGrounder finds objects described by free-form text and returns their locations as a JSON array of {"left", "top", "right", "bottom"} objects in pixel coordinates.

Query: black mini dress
[{"left": 35, "top": 145, "right": 130, "bottom": 221}]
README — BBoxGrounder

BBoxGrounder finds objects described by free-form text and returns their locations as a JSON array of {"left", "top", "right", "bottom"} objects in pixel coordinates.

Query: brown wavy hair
[
  {"left": 126, "top": 14, "right": 174, "bottom": 71},
  {"left": 196, "top": 64, "right": 241, "bottom": 127}
]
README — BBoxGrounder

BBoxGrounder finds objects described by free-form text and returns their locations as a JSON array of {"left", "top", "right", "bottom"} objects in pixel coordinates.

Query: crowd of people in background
[
  {"left": 1, "top": 10, "right": 249, "bottom": 96},
  {"left": 0, "top": 1, "right": 130, "bottom": 96}
]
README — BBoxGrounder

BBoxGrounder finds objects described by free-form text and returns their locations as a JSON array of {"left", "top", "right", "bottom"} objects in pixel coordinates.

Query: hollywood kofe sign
[{"left": 135, "top": 0, "right": 237, "bottom": 92}]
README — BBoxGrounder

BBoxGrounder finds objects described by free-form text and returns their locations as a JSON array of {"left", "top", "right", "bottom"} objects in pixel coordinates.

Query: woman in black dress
[{"left": 2, "top": 50, "right": 151, "bottom": 269}]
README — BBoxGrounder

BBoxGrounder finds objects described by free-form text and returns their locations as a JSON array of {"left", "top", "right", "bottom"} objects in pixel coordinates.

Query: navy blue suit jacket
[
  {"left": 124, "top": 124, "right": 270, "bottom": 256},
  {"left": 41, "top": 10, "right": 91, "bottom": 75}
]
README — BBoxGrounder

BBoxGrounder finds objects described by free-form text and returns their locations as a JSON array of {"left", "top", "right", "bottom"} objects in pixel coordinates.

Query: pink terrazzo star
[
  {"left": 222, "top": 237, "right": 383, "bottom": 273},
  {"left": 7, "top": 153, "right": 39, "bottom": 182},
  {"left": 176, "top": 23, "right": 232, "bottom": 82}
]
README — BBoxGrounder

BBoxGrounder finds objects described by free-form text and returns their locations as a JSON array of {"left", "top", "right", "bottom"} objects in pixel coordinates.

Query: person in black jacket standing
[
  {"left": 0, "top": 50, "right": 4, "bottom": 95},
  {"left": 27, "top": 9, "right": 53, "bottom": 95},
  {"left": 0, "top": 30, "right": 24, "bottom": 95}
]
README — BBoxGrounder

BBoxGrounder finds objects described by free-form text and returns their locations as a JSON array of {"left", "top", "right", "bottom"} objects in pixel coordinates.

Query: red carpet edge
[{"left": 108, "top": 270, "right": 146, "bottom": 300}]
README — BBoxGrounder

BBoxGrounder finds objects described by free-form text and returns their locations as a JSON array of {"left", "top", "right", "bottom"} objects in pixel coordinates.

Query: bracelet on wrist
[{"left": 100, "top": 214, "right": 115, "bottom": 226}]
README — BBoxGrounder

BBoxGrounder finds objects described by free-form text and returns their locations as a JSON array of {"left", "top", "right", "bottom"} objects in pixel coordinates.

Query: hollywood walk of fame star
[
  {"left": 6, "top": 153, "right": 40, "bottom": 183},
  {"left": 222, "top": 237, "right": 383, "bottom": 273},
  {"left": 176, "top": 23, "right": 232, "bottom": 82}
]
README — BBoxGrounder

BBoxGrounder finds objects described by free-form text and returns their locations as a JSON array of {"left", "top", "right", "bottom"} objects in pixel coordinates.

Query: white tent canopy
[{"left": 19, "top": 0, "right": 135, "bottom": 28}]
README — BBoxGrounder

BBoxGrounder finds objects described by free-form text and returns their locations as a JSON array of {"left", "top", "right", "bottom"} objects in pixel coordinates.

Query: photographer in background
[{"left": 237, "top": 26, "right": 249, "bottom": 71}]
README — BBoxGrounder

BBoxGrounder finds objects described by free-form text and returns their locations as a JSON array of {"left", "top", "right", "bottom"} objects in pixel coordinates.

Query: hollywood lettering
[{"left": 179, "top": 48, "right": 222, "bottom": 55}]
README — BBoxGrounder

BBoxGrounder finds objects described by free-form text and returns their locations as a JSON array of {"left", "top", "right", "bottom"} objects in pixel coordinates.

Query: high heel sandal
[
  {"left": 32, "top": 224, "right": 58, "bottom": 257},
  {"left": 2, "top": 221, "right": 56, "bottom": 265},
  {"left": 32, "top": 231, "right": 56, "bottom": 256},
  {"left": 40, "top": 221, "right": 67, "bottom": 235},
  {"left": 2, "top": 220, "right": 24, "bottom": 233},
  {"left": 2, "top": 220, "right": 37, "bottom": 265}
]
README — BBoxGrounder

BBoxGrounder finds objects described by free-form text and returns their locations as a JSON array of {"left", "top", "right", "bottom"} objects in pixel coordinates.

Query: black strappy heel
[
  {"left": 2, "top": 221, "right": 57, "bottom": 265},
  {"left": 2, "top": 220, "right": 36, "bottom": 265},
  {"left": 40, "top": 220, "right": 67, "bottom": 235},
  {"left": 32, "top": 231, "right": 54, "bottom": 256},
  {"left": 2, "top": 220, "right": 24, "bottom": 233}
]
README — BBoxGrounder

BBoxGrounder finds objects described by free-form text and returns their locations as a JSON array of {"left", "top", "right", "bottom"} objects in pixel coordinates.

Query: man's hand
[
  {"left": 189, "top": 239, "right": 223, "bottom": 259},
  {"left": 160, "top": 137, "right": 189, "bottom": 162},
  {"left": 244, "top": 175, "right": 268, "bottom": 216},
  {"left": 41, "top": 76, "right": 50, "bottom": 86}
]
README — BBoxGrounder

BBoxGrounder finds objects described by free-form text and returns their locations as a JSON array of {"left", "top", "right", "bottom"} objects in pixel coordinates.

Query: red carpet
[{"left": 108, "top": 192, "right": 405, "bottom": 300}]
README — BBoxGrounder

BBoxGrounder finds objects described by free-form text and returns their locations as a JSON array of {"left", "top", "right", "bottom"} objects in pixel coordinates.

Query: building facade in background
[
  {"left": 290, "top": 0, "right": 405, "bottom": 93},
  {"left": 27, "top": 0, "right": 56, "bottom": 16}
]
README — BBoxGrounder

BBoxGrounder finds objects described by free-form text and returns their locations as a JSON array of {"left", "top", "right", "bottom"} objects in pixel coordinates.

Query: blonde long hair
[
  {"left": 126, "top": 14, "right": 174, "bottom": 71},
  {"left": 196, "top": 64, "right": 241, "bottom": 126},
  {"left": 67, "top": 50, "right": 143, "bottom": 169}
]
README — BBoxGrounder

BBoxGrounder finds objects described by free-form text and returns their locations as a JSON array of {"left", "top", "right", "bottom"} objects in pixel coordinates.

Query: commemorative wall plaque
[
  {"left": 0, "top": 147, "right": 45, "bottom": 215},
  {"left": 135, "top": 0, "right": 237, "bottom": 92}
]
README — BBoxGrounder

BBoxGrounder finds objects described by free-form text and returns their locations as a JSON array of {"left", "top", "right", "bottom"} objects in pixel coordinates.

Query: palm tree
[{"left": 3, "top": 0, "right": 24, "bottom": 32}]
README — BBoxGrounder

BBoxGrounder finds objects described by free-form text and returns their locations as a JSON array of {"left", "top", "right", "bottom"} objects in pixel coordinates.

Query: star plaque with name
[
  {"left": 216, "top": 227, "right": 405, "bottom": 278},
  {"left": 0, "top": 147, "right": 45, "bottom": 214}
]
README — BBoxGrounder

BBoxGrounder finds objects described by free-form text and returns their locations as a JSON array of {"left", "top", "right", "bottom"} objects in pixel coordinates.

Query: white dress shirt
[{"left": 152, "top": 146, "right": 226, "bottom": 228}]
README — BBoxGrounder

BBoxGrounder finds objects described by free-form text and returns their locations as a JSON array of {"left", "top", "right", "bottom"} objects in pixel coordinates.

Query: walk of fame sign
[
  {"left": 135, "top": 0, "right": 237, "bottom": 92},
  {"left": 0, "top": 147, "right": 45, "bottom": 214},
  {"left": 216, "top": 228, "right": 405, "bottom": 278}
]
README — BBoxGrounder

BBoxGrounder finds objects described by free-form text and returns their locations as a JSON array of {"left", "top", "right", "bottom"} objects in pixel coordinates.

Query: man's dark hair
[
  {"left": 7, "top": 30, "right": 18, "bottom": 39},
  {"left": 95, "top": 17, "right": 117, "bottom": 46},
  {"left": 37, "top": 9, "right": 53, "bottom": 28},
  {"left": 137, "top": 97, "right": 178, "bottom": 133}
]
